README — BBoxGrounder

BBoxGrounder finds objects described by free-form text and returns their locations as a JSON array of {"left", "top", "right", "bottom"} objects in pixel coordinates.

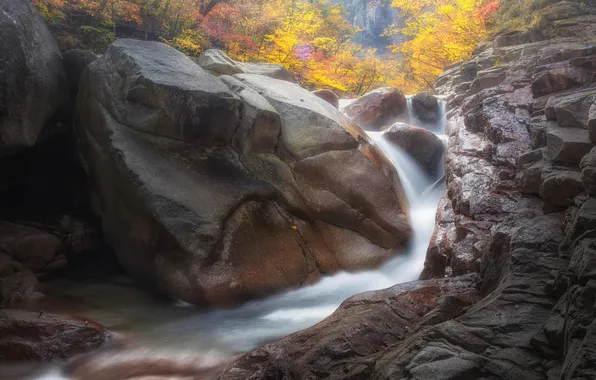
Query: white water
[
  {"left": 33, "top": 98, "right": 448, "bottom": 358},
  {"left": 142, "top": 97, "right": 446, "bottom": 353}
]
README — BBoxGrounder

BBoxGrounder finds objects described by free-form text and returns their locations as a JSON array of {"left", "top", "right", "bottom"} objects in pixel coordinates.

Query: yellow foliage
[
  {"left": 33, "top": 0, "right": 499, "bottom": 95},
  {"left": 387, "top": 0, "right": 496, "bottom": 90},
  {"left": 165, "top": 29, "right": 205, "bottom": 57},
  {"left": 33, "top": 0, "right": 65, "bottom": 24}
]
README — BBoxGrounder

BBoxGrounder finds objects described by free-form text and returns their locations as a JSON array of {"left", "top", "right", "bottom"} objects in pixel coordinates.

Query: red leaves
[{"left": 476, "top": 0, "right": 499, "bottom": 21}]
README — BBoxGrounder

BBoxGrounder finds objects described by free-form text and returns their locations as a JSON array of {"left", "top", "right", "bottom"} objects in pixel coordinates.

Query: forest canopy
[{"left": 33, "top": 0, "right": 499, "bottom": 94}]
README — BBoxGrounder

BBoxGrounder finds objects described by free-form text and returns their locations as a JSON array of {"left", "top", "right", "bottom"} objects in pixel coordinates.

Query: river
[{"left": 31, "top": 98, "right": 448, "bottom": 358}]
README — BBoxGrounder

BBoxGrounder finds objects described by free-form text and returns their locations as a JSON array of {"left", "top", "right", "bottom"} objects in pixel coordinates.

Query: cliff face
[
  {"left": 215, "top": 1, "right": 596, "bottom": 379},
  {"left": 333, "top": 0, "right": 401, "bottom": 51}
]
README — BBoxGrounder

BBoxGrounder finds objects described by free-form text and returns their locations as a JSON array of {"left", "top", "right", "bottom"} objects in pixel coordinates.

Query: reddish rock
[
  {"left": 546, "top": 124, "right": 594, "bottom": 165},
  {"left": 312, "top": 89, "right": 339, "bottom": 108},
  {"left": 343, "top": 87, "right": 407, "bottom": 130},
  {"left": 545, "top": 88, "right": 596, "bottom": 128},
  {"left": 218, "top": 275, "right": 479, "bottom": 380},
  {"left": 63, "top": 349, "right": 236, "bottom": 380},
  {"left": 0, "top": 309, "right": 111, "bottom": 361}
]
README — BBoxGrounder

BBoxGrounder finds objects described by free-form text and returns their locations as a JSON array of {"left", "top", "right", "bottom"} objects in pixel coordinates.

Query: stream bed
[{"left": 30, "top": 98, "right": 448, "bottom": 357}]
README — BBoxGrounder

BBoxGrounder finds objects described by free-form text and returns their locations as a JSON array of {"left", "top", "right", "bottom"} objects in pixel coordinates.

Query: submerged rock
[
  {"left": 383, "top": 122, "right": 445, "bottom": 176},
  {"left": 343, "top": 87, "right": 407, "bottom": 130},
  {"left": 0, "top": 0, "right": 68, "bottom": 157},
  {"left": 0, "top": 310, "right": 110, "bottom": 361},
  {"left": 412, "top": 92, "right": 439, "bottom": 122},
  {"left": 62, "top": 350, "right": 234, "bottom": 380},
  {"left": 76, "top": 39, "right": 411, "bottom": 307}
]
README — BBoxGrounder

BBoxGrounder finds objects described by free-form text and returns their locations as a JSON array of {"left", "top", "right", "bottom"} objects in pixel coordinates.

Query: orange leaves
[{"left": 476, "top": 1, "right": 499, "bottom": 21}]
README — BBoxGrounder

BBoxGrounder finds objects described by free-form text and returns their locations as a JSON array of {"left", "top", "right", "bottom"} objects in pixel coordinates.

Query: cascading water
[{"left": 32, "top": 98, "right": 448, "bottom": 358}]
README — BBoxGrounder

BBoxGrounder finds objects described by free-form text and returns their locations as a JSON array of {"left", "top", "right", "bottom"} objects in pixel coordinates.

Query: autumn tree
[
  {"left": 33, "top": 0, "right": 420, "bottom": 96},
  {"left": 387, "top": 0, "right": 498, "bottom": 90}
]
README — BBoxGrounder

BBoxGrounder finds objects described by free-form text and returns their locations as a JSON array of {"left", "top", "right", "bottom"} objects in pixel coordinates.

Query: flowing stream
[{"left": 33, "top": 99, "right": 448, "bottom": 357}]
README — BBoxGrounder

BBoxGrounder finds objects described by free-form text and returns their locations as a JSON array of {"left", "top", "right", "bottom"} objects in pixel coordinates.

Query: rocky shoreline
[
  {"left": 1, "top": 0, "right": 596, "bottom": 379},
  {"left": 213, "top": 1, "right": 596, "bottom": 379}
]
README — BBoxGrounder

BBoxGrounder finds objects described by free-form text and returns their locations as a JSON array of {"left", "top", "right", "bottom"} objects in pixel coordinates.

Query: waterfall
[
  {"left": 145, "top": 97, "right": 449, "bottom": 354},
  {"left": 33, "top": 97, "right": 449, "bottom": 357}
]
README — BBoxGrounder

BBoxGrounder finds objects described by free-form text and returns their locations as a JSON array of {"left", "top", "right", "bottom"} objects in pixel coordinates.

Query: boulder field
[
  {"left": 2, "top": 0, "right": 596, "bottom": 378},
  {"left": 0, "top": 0, "right": 413, "bottom": 360},
  {"left": 75, "top": 39, "right": 411, "bottom": 307},
  {"left": 213, "top": 1, "right": 596, "bottom": 379}
]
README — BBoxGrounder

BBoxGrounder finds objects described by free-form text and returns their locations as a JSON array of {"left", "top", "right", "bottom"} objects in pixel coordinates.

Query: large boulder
[
  {"left": 196, "top": 49, "right": 296, "bottom": 82},
  {"left": 343, "top": 87, "right": 407, "bottom": 130},
  {"left": 383, "top": 122, "right": 445, "bottom": 175},
  {"left": 0, "top": 310, "right": 110, "bottom": 361},
  {"left": 76, "top": 39, "right": 411, "bottom": 307},
  {"left": 0, "top": 0, "right": 68, "bottom": 157},
  {"left": 412, "top": 92, "right": 440, "bottom": 122}
]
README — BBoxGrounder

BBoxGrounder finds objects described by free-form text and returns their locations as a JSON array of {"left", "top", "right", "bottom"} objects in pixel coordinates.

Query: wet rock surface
[
  {"left": 412, "top": 92, "right": 440, "bottom": 122},
  {"left": 0, "top": 309, "right": 111, "bottom": 361},
  {"left": 383, "top": 122, "right": 445, "bottom": 176},
  {"left": 219, "top": 274, "right": 480, "bottom": 380},
  {"left": 2, "top": 0, "right": 596, "bottom": 377},
  {"left": 343, "top": 87, "right": 407, "bottom": 130}
]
